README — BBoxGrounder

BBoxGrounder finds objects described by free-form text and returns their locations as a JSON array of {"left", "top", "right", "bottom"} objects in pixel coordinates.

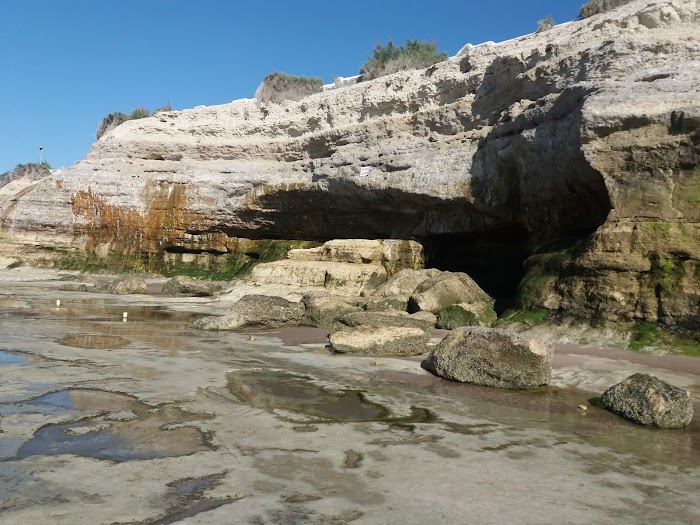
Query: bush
[
  {"left": 579, "top": 0, "right": 633, "bottom": 19},
  {"left": 255, "top": 72, "right": 324, "bottom": 104},
  {"left": 153, "top": 102, "right": 172, "bottom": 114},
  {"left": 96, "top": 105, "right": 169, "bottom": 139},
  {"left": 359, "top": 39, "right": 448, "bottom": 81},
  {"left": 0, "top": 162, "right": 52, "bottom": 190},
  {"left": 537, "top": 16, "right": 555, "bottom": 33}
]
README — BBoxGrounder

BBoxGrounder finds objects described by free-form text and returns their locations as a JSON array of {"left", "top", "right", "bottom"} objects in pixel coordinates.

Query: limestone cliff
[{"left": 0, "top": 0, "right": 698, "bottom": 327}]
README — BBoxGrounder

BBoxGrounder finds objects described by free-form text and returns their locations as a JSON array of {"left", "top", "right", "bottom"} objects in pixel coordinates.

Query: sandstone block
[
  {"left": 301, "top": 292, "right": 360, "bottom": 328},
  {"left": 92, "top": 275, "right": 147, "bottom": 295},
  {"left": 330, "top": 326, "right": 429, "bottom": 356}
]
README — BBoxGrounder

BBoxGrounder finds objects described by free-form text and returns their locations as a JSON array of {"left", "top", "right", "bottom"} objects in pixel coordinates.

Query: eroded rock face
[
  {"left": 192, "top": 295, "right": 305, "bottom": 330},
  {"left": 0, "top": 0, "right": 698, "bottom": 326},
  {"left": 600, "top": 373, "right": 694, "bottom": 428},
  {"left": 371, "top": 269, "right": 441, "bottom": 300},
  {"left": 423, "top": 327, "right": 553, "bottom": 389}
]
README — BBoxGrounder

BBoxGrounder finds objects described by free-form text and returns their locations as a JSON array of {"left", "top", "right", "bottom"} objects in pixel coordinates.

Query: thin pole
[{"left": 39, "top": 145, "right": 43, "bottom": 163}]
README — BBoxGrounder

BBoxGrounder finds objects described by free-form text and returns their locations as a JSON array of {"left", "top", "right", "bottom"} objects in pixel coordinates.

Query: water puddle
[
  {"left": 8, "top": 388, "right": 213, "bottom": 462},
  {"left": 0, "top": 350, "right": 28, "bottom": 366},
  {"left": 228, "top": 370, "right": 433, "bottom": 425},
  {"left": 59, "top": 333, "right": 131, "bottom": 349}
]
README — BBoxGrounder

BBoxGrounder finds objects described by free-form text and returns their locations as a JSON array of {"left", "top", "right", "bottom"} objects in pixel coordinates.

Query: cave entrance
[{"left": 419, "top": 230, "right": 531, "bottom": 314}]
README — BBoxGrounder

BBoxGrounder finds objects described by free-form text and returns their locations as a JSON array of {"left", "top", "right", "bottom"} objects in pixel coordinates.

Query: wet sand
[{"left": 0, "top": 269, "right": 698, "bottom": 525}]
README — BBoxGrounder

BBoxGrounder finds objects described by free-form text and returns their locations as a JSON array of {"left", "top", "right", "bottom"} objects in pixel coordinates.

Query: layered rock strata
[{"left": 0, "top": 0, "right": 698, "bottom": 326}]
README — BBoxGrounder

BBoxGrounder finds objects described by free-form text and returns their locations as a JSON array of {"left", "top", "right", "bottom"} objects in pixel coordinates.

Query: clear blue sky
[{"left": 0, "top": 0, "right": 582, "bottom": 173}]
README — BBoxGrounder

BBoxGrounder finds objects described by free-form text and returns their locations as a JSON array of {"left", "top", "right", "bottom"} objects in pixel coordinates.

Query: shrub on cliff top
[
  {"left": 359, "top": 39, "right": 448, "bottom": 81},
  {"left": 579, "top": 0, "right": 633, "bottom": 19},
  {"left": 537, "top": 16, "right": 555, "bottom": 33},
  {"left": 0, "top": 162, "right": 51, "bottom": 190},
  {"left": 96, "top": 106, "right": 165, "bottom": 140},
  {"left": 255, "top": 72, "right": 324, "bottom": 104}
]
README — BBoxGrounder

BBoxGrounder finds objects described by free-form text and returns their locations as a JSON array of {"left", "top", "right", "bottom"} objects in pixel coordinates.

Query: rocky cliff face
[{"left": 0, "top": 0, "right": 698, "bottom": 327}]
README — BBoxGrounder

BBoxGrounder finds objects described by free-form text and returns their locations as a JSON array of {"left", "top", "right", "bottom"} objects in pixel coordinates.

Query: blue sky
[{"left": 0, "top": 1, "right": 582, "bottom": 173}]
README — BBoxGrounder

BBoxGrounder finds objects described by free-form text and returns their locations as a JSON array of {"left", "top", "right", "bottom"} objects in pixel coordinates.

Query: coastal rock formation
[
  {"left": 0, "top": 0, "right": 698, "bottom": 326},
  {"left": 423, "top": 327, "right": 553, "bottom": 389},
  {"left": 409, "top": 272, "right": 496, "bottom": 323},
  {"left": 600, "top": 373, "right": 694, "bottom": 428}
]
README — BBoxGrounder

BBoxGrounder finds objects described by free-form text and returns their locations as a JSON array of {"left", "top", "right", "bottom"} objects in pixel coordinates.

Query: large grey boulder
[
  {"left": 371, "top": 269, "right": 441, "bottom": 300},
  {"left": 423, "top": 327, "right": 553, "bottom": 389},
  {"left": 92, "top": 275, "right": 147, "bottom": 295},
  {"left": 301, "top": 292, "right": 360, "bottom": 328},
  {"left": 600, "top": 373, "right": 694, "bottom": 429},
  {"left": 162, "top": 276, "right": 221, "bottom": 297},
  {"left": 330, "top": 326, "right": 429, "bottom": 356},
  {"left": 408, "top": 273, "right": 496, "bottom": 326},
  {"left": 332, "top": 310, "right": 434, "bottom": 335},
  {"left": 192, "top": 295, "right": 305, "bottom": 330},
  {"left": 59, "top": 283, "right": 89, "bottom": 292}
]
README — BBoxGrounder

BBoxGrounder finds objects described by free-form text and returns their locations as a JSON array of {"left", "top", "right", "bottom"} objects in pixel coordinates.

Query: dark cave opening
[{"left": 419, "top": 230, "right": 531, "bottom": 314}]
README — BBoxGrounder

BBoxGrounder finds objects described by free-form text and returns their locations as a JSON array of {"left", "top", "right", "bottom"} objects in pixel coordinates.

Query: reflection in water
[
  {"left": 0, "top": 350, "right": 28, "bottom": 366},
  {"left": 59, "top": 334, "right": 131, "bottom": 349},
  {"left": 228, "top": 370, "right": 434, "bottom": 424},
  {"left": 8, "top": 389, "right": 212, "bottom": 462}
]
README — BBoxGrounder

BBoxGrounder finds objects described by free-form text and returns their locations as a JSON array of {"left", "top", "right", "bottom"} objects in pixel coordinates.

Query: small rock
[
  {"left": 600, "top": 373, "right": 693, "bottom": 429},
  {"left": 59, "top": 283, "right": 89, "bottom": 292},
  {"left": 104, "top": 410, "right": 138, "bottom": 422}
]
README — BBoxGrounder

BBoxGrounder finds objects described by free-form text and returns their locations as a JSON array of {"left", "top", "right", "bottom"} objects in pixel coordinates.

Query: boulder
[
  {"left": 162, "top": 275, "right": 221, "bottom": 297},
  {"left": 330, "top": 326, "right": 429, "bottom": 356},
  {"left": 600, "top": 373, "right": 694, "bottom": 429},
  {"left": 371, "top": 269, "right": 441, "bottom": 300},
  {"left": 59, "top": 283, "right": 89, "bottom": 292},
  {"left": 92, "top": 275, "right": 147, "bottom": 295},
  {"left": 409, "top": 273, "right": 496, "bottom": 323},
  {"left": 423, "top": 327, "right": 553, "bottom": 389},
  {"left": 332, "top": 310, "right": 433, "bottom": 335},
  {"left": 192, "top": 295, "right": 305, "bottom": 330},
  {"left": 436, "top": 302, "right": 497, "bottom": 329},
  {"left": 362, "top": 295, "right": 408, "bottom": 312},
  {"left": 301, "top": 292, "right": 360, "bottom": 328}
]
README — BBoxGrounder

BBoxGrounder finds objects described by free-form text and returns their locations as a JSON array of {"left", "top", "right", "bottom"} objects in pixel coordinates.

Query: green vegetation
[
  {"left": 6, "top": 260, "right": 23, "bottom": 269},
  {"left": 255, "top": 72, "right": 324, "bottom": 104},
  {"left": 436, "top": 305, "right": 478, "bottom": 330},
  {"left": 579, "top": 0, "right": 633, "bottom": 19},
  {"left": 537, "top": 16, "right": 555, "bottom": 33},
  {"left": 628, "top": 322, "right": 659, "bottom": 351},
  {"left": 648, "top": 252, "right": 686, "bottom": 292},
  {"left": 628, "top": 322, "right": 700, "bottom": 357},
  {"left": 359, "top": 39, "right": 448, "bottom": 81},
  {"left": 96, "top": 106, "right": 170, "bottom": 139}
]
